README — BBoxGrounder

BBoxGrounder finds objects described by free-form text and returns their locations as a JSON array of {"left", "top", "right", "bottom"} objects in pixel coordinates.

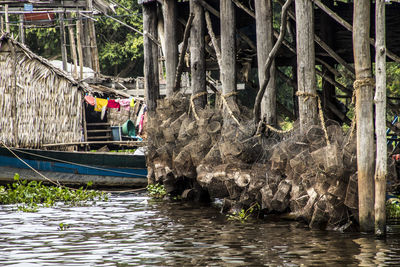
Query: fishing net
[{"left": 146, "top": 93, "right": 398, "bottom": 230}]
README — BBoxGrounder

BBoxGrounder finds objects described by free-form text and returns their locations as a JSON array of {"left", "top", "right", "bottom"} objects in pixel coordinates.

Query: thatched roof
[{"left": 0, "top": 33, "right": 128, "bottom": 98}]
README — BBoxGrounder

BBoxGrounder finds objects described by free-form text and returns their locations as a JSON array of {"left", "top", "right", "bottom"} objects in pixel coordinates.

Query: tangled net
[{"left": 146, "top": 93, "right": 398, "bottom": 230}]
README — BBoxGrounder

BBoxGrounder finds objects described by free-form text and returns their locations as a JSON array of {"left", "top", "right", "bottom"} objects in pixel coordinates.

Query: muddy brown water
[{"left": 0, "top": 193, "right": 399, "bottom": 266}]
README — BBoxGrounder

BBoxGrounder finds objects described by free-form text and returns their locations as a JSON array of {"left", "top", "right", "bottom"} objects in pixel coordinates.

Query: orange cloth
[{"left": 84, "top": 95, "right": 95, "bottom": 106}]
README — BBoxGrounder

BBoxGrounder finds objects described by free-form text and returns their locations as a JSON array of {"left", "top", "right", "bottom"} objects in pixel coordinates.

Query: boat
[{"left": 0, "top": 146, "right": 147, "bottom": 188}]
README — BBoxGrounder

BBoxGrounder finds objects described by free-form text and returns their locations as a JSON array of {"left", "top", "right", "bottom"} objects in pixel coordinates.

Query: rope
[
  {"left": 353, "top": 77, "right": 375, "bottom": 90},
  {"left": 190, "top": 91, "right": 208, "bottom": 121},
  {"left": 220, "top": 93, "right": 244, "bottom": 131},
  {"left": 296, "top": 91, "right": 330, "bottom": 146},
  {"left": 0, "top": 140, "right": 61, "bottom": 187}
]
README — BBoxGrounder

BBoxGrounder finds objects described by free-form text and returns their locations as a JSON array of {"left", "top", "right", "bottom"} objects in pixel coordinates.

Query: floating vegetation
[
  {"left": 146, "top": 183, "right": 167, "bottom": 199},
  {"left": 227, "top": 203, "right": 260, "bottom": 223},
  {"left": 0, "top": 174, "right": 109, "bottom": 212},
  {"left": 58, "top": 223, "right": 71, "bottom": 231},
  {"left": 387, "top": 197, "right": 400, "bottom": 219}
]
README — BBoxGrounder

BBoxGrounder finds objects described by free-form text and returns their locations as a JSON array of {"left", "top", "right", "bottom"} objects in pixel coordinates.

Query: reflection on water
[{"left": 0, "top": 193, "right": 399, "bottom": 266}]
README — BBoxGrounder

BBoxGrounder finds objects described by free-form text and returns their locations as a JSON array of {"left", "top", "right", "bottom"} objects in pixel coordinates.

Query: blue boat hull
[{"left": 0, "top": 147, "right": 148, "bottom": 187}]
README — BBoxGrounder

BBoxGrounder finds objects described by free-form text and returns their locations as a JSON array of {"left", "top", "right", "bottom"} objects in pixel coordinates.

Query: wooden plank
[
  {"left": 87, "top": 135, "right": 112, "bottom": 140},
  {"left": 87, "top": 122, "right": 111, "bottom": 126},
  {"left": 0, "top": 1, "right": 87, "bottom": 8},
  {"left": 42, "top": 141, "right": 147, "bottom": 147},
  {"left": 87, "top": 129, "right": 112, "bottom": 133}
]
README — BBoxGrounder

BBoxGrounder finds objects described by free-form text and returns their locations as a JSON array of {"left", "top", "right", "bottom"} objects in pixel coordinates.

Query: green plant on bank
[
  {"left": 386, "top": 197, "right": 400, "bottom": 219},
  {"left": 227, "top": 203, "right": 260, "bottom": 223},
  {"left": 0, "top": 174, "right": 109, "bottom": 212},
  {"left": 146, "top": 183, "right": 167, "bottom": 199}
]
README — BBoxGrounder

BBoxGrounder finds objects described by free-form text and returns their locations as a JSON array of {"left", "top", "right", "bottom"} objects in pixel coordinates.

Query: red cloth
[{"left": 107, "top": 99, "right": 120, "bottom": 110}]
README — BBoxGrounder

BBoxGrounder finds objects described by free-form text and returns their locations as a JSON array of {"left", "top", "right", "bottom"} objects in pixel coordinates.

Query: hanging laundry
[
  {"left": 130, "top": 97, "right": 135, "bottom": 108},
  {"left": 117, "top": 99, "right": 131, "bottom": 111},
  {"left": 94, "top": 98, "right": 108, "bottom": 112},
  {"left": 107, "top": 99, "right": 120, "bottom": 110},
  {"left": 84, "top": 95, "right": 95, "bottom": 106}
]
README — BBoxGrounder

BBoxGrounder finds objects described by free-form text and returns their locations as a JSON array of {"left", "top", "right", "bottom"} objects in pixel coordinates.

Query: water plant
[
  {"left": 58, "top": 223, "right": 70, "bottom": 231},
  {"left": 386, "top": 197, "right": 400, "bottom": 219},
  {"left": 146, "top": 183, "right": 167, "bottom": 199},
  {"left": 227, "top": 203, "right": 260, "bottom": 223},
  {"left": 0, "top": 173, "right": 109, "bottom": 212}
]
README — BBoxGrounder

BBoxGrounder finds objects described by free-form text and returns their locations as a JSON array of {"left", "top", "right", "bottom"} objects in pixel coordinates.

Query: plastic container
[
  {"left": 111, "top": 126, "right": 122, "bottom": 141},
  {"left": 122, "top": 120, "right": 135, "bottom": 136}
]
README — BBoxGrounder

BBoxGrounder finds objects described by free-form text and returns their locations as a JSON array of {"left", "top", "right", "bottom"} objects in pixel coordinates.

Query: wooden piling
[
  {"left": 143, "top": 1, "right": 160, "bottom": 112},
  {"left": 220, "top": 0, "right": 238, "bottom": 113},
  {"left": 374, "top": 0, "right": 387, "bottom": 236},
  {"left": 59, "top": 13, "right": 68, "bottom": 71},
  {"left": 353, "top": 0, "right": 375, "bottom": 233},
  {"left": 19, "top": 14, "right": 24, "bottom": 44},
  {"left": 255, "top": 0, "right": 276, "bottom": 125},
  {"left": 163, "top": 0, "right": 178, "bottom": 96},
  {"left": 68, "top": 18, "right": 78, "bottom": 79},
  {"left": 190, "top": 0, "right": 206, "bottom": 108},
  {"left": 295, "top": 0, "right": 317, "bottom": 133}
]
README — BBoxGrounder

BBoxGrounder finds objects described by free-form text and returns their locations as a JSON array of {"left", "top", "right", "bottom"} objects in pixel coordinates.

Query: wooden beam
[
  {"left": 295, "top": 0, "right": 318, "bottom": 133},
  {"left": 221, "top": 0, "right": 238, "bottom": 112},
  {"left": 163, "top": 0, "right": 178, "bottom": 96},
  {"left": 175, "top": 13, "right": 194, "bottom": 91},
  {"left": 312, "top": 0, "right": 400, "bottom": 63},
  {"left": 42, "top": 141, "right": 147, "bottom": 148},
  {"left": 256, "top": 0, "right": 276, "bottom": 125},
  {"left": 353, "top": 0, "right": 375, "bottom": 233},
  {"left": 190, "top": 0, "right": 207, "bottom": 108},
  {"left": 59, "top": 13, "right": 68, "bottom": 71},
  {"left": 374, "top": 0, "right": 387, "bottom": 236},
  {"left": 143, "top": 1, "right": 160, "bottom": 112}
]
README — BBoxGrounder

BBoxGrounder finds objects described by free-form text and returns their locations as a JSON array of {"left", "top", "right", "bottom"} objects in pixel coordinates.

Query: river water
[{"left": 0, "top": 193, "right": 400, "bottom": 266}]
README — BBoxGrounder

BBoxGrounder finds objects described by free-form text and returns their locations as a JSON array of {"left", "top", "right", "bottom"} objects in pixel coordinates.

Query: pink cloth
[
  {"left": 117, "top": 99, "right": 131, "bottom": 111},
  {"left": 84, "top": 95, "right": 95, "bottom": 106}
]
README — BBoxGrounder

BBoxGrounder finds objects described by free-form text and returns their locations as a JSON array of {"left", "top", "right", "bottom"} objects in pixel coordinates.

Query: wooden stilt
[
  {"left": 190, "top": 0, "right": 206, "bottom": 108},
  {"left": 59, "top": 13, "right": 68, "bottom": 72},
  {"left": 143, "top": 1, "right": 160, "bottom": 112},
  {"left": 353, "top": 0, "right": 375, "bottom": 233},
  {"left": 295, "top": 0, "right": 317, "bottom": 133},
  {"left": 68, "top": 18, "right": 78, "bottom": 79},
  {"left": 8, "top": 39, "right": 18, "bottom": 147},
  {"left": 163, "top": 0, "right": 178, "bottom": 96},
  {"left": 76, "top": 17, "right": 84, "bottom": 79},
  {"left": 19, "top": 14, "right": 24, "bottom": 44},
  {"left": 374, "top": 0, "right": 387, "bottom": 236},
  {"left": 255, "top": 0, "right": 276, "bottom": 125},
  {"left": 5, "top": 4, "right": 9, "bottom": 33}
]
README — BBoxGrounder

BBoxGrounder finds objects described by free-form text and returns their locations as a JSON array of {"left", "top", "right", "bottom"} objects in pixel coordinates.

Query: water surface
[{"left": 0, "top": 193, "right": 399, "bottom": 266}]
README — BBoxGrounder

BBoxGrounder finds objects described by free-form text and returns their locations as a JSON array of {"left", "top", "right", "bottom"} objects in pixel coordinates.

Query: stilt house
[{"left": 0, "top": 34, "right": 129, "bottom": 148}]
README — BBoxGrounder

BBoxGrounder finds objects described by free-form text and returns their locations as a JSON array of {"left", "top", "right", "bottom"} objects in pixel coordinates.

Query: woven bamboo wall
[{"left": 0, "top": 43, "right": 82, "bottom": 148}]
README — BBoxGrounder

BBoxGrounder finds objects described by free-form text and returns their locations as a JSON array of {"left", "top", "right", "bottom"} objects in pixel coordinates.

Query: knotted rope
[
  {"left": 296, "top": 91, "right": 330, "bottom": 146},
  {"left": 190, "top": 91, "right": 208, "bottom": 121}
]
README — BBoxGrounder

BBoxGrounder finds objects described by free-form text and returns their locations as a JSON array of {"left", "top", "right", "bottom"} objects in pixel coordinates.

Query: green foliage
[
  {"left": 0, "top": 174, "right": 108, "bottom": 212},
  {"left": 386, "top": 197, "right": 400, "bottom": 219},
  {"left": 58, "top": 222, "right": 71, "bottom": 231},
  {"left": 146, "top": 183, "right": 167, "bottom": 199},
  {"left": 227, "top": 203, "right": 260, "bottom": 223}
]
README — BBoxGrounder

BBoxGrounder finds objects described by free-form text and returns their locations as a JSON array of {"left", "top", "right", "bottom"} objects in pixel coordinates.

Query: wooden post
[
  {"left": 82, "top": 18, "right": 92, "bottom": 68},
  {"left": 8, "top": 39, "right": 18, "bottom": 147},
  {"left": 295, "top": 0, "right": 317, "bottom": 133},
  {"left": 190, "top": 0, "right": 206, "bottom": 108},
  {"left": 255, "top": 0, "right": 276, "bottom": 125},
  {"left": 59, "top": 13, "right": 68, "bottom": 71},
  {"left": 76, "top": 17, "right": 84, "bottom": 80},
  {"left": 19, "top": 14, "right": 25, "bottom": 44},
  {"left": 220, "top": 0, "right": 237, "bottom": 112},
  {"left": 163, "top": 0, "right": 178, "bottom": 96},
  {"left": 5, "top": 4, "right": 9, "bottom": 33},
  {"left": 0, "top": 6, "right": 3, "bottom": 33},
  {"left": 68, "top": 19, "right": 78, "bottom": 79},
  {"left": 374, "top": 0, "right": 387, "bottom": 236},
  {"left": 86, "top": 0, "right": 100, "bottom": 74},
  {"left": 353, "top": 0, "right": 375, "bottom": 232},
  {"left": 143, "top": 2, "right": 160, "bottom": 112}
]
